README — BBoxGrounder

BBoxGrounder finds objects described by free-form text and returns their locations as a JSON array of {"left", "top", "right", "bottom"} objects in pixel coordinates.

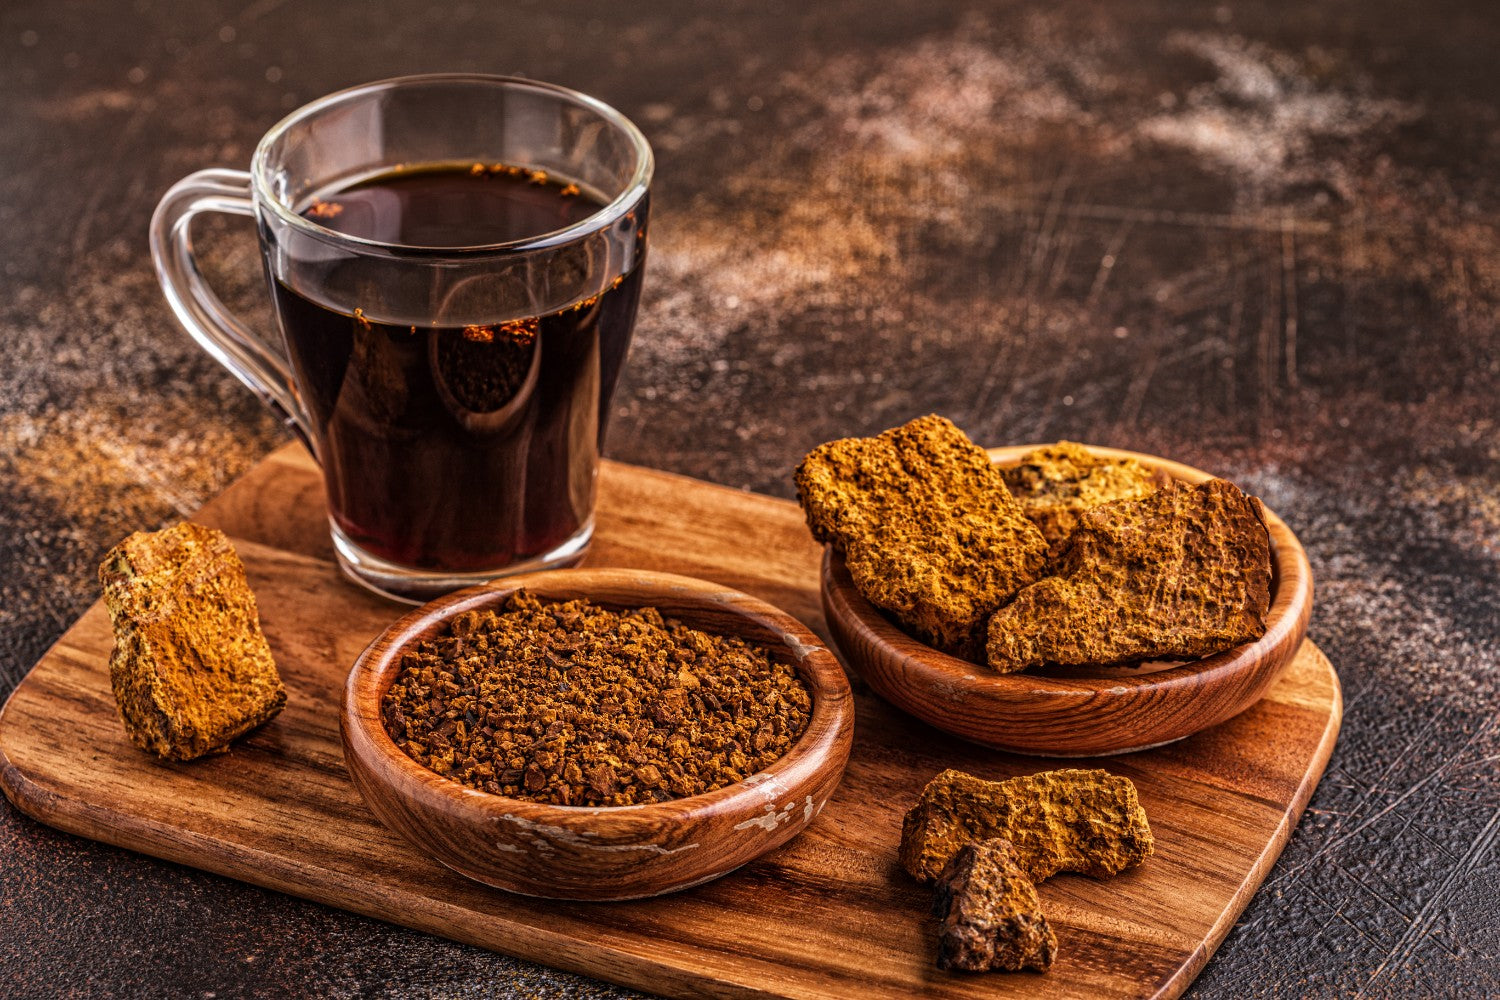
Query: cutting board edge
[{"left": 1152, "top": 644, "right": 1343, "bottom": 999}]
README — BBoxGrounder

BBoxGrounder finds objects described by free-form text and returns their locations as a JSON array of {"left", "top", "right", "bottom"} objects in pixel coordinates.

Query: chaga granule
[{"left": 380, "top": 591, "right": 814, "bottom": 807}]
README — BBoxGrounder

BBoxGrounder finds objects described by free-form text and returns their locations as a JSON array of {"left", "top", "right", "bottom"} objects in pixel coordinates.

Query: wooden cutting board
[{"left": 0, "top": 443, "right": 1340, "bottom": 999}]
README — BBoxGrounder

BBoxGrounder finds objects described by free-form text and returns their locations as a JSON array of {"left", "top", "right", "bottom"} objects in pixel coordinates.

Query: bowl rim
[
  {"left": 342, "top": 567, "right": 854, "bottom": 837},
  {"left": 821, "top": 443, "right": 1313, "bottom": 704}
]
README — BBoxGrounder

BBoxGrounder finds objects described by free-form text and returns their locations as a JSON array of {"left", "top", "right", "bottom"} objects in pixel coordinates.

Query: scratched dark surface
[{"left": 1, "top": 0, "right": 1497, "bottom": 997}]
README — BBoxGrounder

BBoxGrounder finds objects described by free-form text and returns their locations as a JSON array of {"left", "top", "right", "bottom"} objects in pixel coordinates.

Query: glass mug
[{"left": 150, "top": 75, "right": 652, "bottom": 602}]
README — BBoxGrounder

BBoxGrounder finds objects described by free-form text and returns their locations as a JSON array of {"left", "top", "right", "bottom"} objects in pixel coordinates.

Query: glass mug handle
[{"left": 148, "top": 168, "right": 317, "bottom": 458}]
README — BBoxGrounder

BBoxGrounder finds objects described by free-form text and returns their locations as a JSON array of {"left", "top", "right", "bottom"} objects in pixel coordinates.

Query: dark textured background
[{"left": 2, "top": 1, "right": 1497, "bottom": 997}]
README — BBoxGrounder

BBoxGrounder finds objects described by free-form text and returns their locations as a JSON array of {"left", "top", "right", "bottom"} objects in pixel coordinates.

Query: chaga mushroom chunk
[
  {"left": 987, "top": 477, "right": 1273, "bottom": 671},
  {"left": 901, "top": 768, "right": 1154, "bottom": 884},
  {"left": 795, "top": 415, "right": 1048, "bottom": 660},
  {"left": 934, "top": 838, "right": 1056, "bottom": 973},
  {"left": 999, "top": 441, "right": 1170, "bottom": 548},
  {"left": 99, "top": 522, "right": 286, "bottom": 761}
]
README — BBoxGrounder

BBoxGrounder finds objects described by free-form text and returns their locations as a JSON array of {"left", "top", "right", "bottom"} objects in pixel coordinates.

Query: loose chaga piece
[
  {"left": 934, "top": 838, "right": 1057, "bottom": 973},
  {"left": 794, "top": 415, "right": 1049, "bottom": 660},
  {"left": 1000, "top": 441, "right": 1170, "bottom": 547},
  {"left": 99, "top": 523, "right": 286, "bottom": 761},
  {"left": 987, "top": 478, "right": 1272, "bottom": 671},
  {"left": 901, "top": 768, "right": 1154, "bottom": 883}
]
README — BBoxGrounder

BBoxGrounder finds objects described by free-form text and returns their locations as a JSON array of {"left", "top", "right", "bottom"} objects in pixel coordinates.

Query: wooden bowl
[
  {"left": 342, "top": 568, "right": 854, "bottom": 900},
  {"left": 821, "top": 445, "right": 1312, "bottom": 757}
]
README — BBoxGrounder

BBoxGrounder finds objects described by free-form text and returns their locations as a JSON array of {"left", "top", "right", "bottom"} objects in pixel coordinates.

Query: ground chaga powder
[{"left": 380, "top": 591, "right": 814, "bottom": 807}]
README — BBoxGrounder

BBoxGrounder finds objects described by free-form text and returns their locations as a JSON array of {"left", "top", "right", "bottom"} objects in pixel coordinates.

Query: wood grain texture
[
  {"left": 0, "top": 443, "right": 1341, "bottom": 1000},
  {"left": 343, "top": 569, "right": 854, "bottom": 900},
  {"left": 822, "top": 446, "right": 1314, "bottom": 756}
]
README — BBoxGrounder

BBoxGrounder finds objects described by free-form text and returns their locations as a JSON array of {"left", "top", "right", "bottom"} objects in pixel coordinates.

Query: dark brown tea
[{"left": 273, "top": 164, "right": 645, "bottom": 573}]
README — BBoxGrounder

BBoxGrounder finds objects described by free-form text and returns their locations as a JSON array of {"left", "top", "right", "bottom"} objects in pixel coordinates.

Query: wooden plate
[
  {"left": 342, "top": 568, "right": 855, "bottom": 900},
  {"left": 821, "top": 445, "right": 1313, "bottom": 756}
]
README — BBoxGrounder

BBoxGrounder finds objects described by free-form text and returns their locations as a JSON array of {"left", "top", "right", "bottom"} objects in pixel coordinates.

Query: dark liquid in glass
[{"left": 273, "top": 165, "right": 644, "bottom": 572}]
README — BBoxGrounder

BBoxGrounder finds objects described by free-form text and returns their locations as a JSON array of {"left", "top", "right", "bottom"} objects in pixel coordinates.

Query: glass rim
[{"left": 249, "top": 73, "right": 653, "bottom": 257}]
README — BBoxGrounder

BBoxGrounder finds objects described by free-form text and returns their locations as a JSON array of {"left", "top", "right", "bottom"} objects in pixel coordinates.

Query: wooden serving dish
[
  {"left": 342, "top": 567, "right": 855, "bottom": 900},
  {"left": 821, "top": 445, "right": 1313, "bottom": 756}
]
